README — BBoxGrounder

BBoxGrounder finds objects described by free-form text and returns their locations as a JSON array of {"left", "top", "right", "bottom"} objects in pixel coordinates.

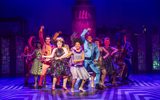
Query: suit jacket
[{"left": 81, "top": 29, "right": 100, "bottom": 61}]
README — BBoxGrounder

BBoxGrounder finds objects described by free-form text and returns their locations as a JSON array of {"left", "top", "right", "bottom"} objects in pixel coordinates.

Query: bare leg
[
  {"left": 91, "top": 76, "right": 95, "bottom": 88},
  {"left": 79, "top": 80, "right": 86, "bottom": 89},
  {"left": 34, "top": 75, "right": 38, "bottom": 88},
  {"left": 63, "top": 76, "right": 68, "bottom": 90},
  {"left": 71, "top": 79, "right": 76, "bottom": 92},
  {"left": 52, "top": 77, "right": 57, "bottom": 90},
  {"left": 100, "top": 69, "right": 107, "bottom": 87}
]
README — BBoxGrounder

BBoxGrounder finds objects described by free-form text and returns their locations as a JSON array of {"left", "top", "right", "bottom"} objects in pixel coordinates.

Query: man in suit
[{"left": 81, "top": 28, "right": 103, "bottom": 89}]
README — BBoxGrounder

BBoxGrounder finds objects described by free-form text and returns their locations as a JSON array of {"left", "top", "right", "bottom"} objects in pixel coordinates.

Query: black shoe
[
  {"left": 24, "top": 82, "right": 28, "bottom": 86},
  {"left": 55, "top": 85, "right": 62, "bottom": 88},
  {"left": 38, "top": 86, "right": 43, "bottom": 89},
  {"left": 95, "top": 84, "right": 104, "bottom": 90}
]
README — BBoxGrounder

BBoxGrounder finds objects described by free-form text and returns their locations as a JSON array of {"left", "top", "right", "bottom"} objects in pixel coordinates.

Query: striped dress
[{"left": 70, "top": 48, "right": 90, "bottom": 80}]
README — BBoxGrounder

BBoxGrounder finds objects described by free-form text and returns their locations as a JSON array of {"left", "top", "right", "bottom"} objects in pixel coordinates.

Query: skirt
[
  {"left": 70, "top": 66, "right": 90, "bottom": 80},
  {"left": 30, "top": 59, "right": 42, "bottom": 75},
  {"left": 51, "top": 59, "right": 70, "bottom": 77}
]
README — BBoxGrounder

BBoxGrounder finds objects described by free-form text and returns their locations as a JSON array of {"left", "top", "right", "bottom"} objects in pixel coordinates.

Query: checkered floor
[{"left": 0, "top": 74, "right": 160, "bottom": 100}]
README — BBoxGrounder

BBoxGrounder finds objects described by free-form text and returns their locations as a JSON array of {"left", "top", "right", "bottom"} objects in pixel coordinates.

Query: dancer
[
  {"left": 22, "top": 36, "right": 35, "bottom": 86},
  {"left": 30, "top": 42, "right": 43, "bottom": 88},
  {"left": 38, "top": 26, "right": 55, "bottom": 88},
  {"left": 23, "top": 42, "right": 42, "bottom": 88},
  {"left": 42, "top": 37, "right": 69, "bottom": 90},
  {"left": 123, "top": 35, "right": 133, "bottom": 80},
  {"left": 114, "top": 40, "right": 127, "bottom": 82},
  {"left": 23, "top": 46, "right": 33, "bottom": 86},
  {"left": 94, "top": 38, "right": 109, "bottom": 88},
  {"left": 80, "top": 28, "right": 103, "bottom": 89},
  {"left": 103, "top": 37, "right": 118, "bottom": 85},
  {"left": 69, "top": 39, "right": 90, "bottom": 92}
]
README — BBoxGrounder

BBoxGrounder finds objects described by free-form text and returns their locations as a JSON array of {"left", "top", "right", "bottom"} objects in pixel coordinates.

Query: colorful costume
[
  {"left": 70, "top": 47, "right": 90, "bottom": 80},
  {"left": 30, "top": 49, "right": 42, "bottom": 75},
  {"left": 51, "top": 48, "right": 70, "bottom": 77}
]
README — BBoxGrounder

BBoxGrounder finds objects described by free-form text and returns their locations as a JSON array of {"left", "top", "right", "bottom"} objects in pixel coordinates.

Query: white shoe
[
  {"left": 71, "top": 88, "right": 74, "bottom": 92},
  {"left": 79, "top": 88, "right": 86, "bottom": 92}
]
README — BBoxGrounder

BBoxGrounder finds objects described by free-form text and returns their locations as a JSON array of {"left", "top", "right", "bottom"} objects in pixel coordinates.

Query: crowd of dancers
[{"left": 22, "top": 26, "right": 133, "bottom": 92}]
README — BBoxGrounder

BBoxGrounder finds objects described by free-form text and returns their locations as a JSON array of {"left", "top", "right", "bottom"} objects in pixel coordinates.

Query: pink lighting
[{"left": 72, "top": 0, "right": 95, "bottom": 37}]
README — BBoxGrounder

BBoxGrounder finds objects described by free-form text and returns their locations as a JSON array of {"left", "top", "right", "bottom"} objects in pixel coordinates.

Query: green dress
[{"left": 30, "top": 49, "right": 42, "bottom": 75}]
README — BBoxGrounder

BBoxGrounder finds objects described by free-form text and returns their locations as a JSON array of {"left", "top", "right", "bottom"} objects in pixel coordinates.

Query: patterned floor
[{"left": 0, "top": 74, "right": 160, "bottom": 100}]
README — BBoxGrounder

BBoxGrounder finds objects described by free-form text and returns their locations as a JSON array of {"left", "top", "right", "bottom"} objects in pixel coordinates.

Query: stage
[{"left": 0, "top": 74, "right": 160, "bottom": 100}]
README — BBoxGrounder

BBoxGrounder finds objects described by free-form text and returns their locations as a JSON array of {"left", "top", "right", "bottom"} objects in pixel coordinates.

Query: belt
[
  {"left": 71, "top": 64, "right": 83, "bottom": 67},
  {"left": 85, "top": 57, "right": 92, "bottom": 60}
]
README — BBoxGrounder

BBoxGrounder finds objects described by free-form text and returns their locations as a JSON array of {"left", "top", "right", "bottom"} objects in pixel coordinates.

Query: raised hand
[{"left": 87, "top": 28, "right": 91, "bottom": 31}]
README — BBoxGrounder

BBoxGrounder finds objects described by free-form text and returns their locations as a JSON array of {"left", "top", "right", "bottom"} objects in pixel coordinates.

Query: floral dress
[
  {"left": 30, "top": 49, "right": 42, "bottom": 75},
  {"left": 51, "top": 48, "right": 70, "bottom": 77}
]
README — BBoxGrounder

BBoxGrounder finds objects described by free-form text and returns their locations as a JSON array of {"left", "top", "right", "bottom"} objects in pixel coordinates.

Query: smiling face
[
  {"left": 87, "top": 35, "right": 93, "bottom": 43},
  {"left": 57, "top": 41, "right": 63, "bottom": 48},
  {"left": 45, "top": 37, "right": 51, "bottom": 45},
  {"left": 75, "top": 42, "right": 81, "bottom": 50}
]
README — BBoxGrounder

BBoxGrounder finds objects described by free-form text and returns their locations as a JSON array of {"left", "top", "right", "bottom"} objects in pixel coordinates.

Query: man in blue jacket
[{"left": 81, "top": 28, "right": 103, "bottom": 89}]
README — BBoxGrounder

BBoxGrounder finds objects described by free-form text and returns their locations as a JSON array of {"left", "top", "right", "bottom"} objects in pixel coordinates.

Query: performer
[
  {"left": 23, "top": 46, "right": 33, "bottom": 86},
  {"left": 80, "top": 28, "right": 103, "bottom": 89},
  {"left": 69, "top": 39, "right": 90, "bottom": 92},
  {"left": 43, "top": 37, "right": 69, "bottom": 90},
  {"left": 30, "top": 42, "right": 43, "bottom": 88},
  {"left": 53, "top": 31, "right": 70, "bottom": 88},
  {"left": 95, "top": 38, "right": 109, "bottom": 88},
  {"left": 38, "top": 26, "right": 55, "bottom": 88},
  {"left": 103, "top": 37, "right": 118, "bottom": 85},
  {"left": 22, "top": 36, "right": 35, "bottom": 86},
  {"left": 114, "top": 40, "right": 126, "bottom": 81},
  {"left": 123, "top": 35, "right": 133, "bottom": 80},
  {"left": 23, "top": 42, "right": 42, "bottom": 88}
]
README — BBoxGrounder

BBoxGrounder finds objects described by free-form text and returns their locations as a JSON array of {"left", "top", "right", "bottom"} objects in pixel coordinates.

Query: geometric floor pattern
[{"left": 0, "top": 74, "right": 160, "bottom": 100}]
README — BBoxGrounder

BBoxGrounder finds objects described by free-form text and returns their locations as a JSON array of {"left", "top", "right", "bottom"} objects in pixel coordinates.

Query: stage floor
[{"left": 0, "top": 74, "right": 160, "bottom": 100}]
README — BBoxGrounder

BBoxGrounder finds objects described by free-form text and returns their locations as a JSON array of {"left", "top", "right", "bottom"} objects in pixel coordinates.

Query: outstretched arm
[
  {"left": 111, "top": 47, "right": 118, "bottom": 56},
  {"left": 39, "top": 25, "right": 45, "bottom": 45},
  {"left": 80, "top": 28, "right": 90, "bottom": 42},
  {"left": 102, "top": 47, "right": 109, "bottom": 59},
  {"left": 53, "top": 31, "right": 62, "bottom": 42},
  {"left": 23, "top": 50, "right": 35, "bottom": 57},
  {"left": 28, "top": 36, "right": 35, "bottom": 51},
  {"left": 43, "top": 48, "right": 56, "bottom": 58}
]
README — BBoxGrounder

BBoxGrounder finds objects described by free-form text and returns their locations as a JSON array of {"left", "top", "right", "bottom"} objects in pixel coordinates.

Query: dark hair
[
  {"left": 45, "top": 36, "right": 51, "bottom": 39},
  {"left": 36, "top": 42, "right": 42, "bottom": 48},
  {"left": 94, "top": 38, "right": 102, "bottom": 45},
  {"left": 72, "top": 38, "right": 83, "bottom": 45}
]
